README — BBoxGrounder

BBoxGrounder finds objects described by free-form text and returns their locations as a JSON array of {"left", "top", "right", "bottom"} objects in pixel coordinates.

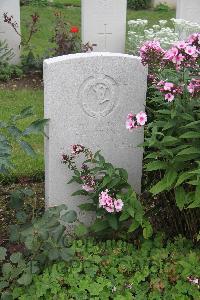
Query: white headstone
[
  {"left": 0, "top": 0, "right": 21, "bottom": 64},
  {"left": 176, "top": 0, "right": 200, "bottom": 24},
  {"left": 44, "top": 53, "right": 147, "bottom": 224},
  {"left": 82, "top": 0, "right": 127, "bottom": 53}
]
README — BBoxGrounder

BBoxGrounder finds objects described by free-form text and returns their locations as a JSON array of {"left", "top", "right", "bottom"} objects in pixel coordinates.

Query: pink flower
[
  {"left": 105, "top": 206, "right": 115, "bottom": 213},
  {"left": 136, "top": 111, "right": 147, "bottom": 126},
  {"left": 187, "top": 82, "right": 195, "bottom": 94},
  {"left": 82, "top": 184, "right": 94, "bottom": 192},
  {"left": 126, "top": 119, "right": 135, "bottom": 131},
  {"left": 114, "top": 199, "right": 124, "bottom": 212},
  {"left": 165, "top": 93, "right": 174, "bottom": 102},
  {"left": 164, "top": 82, "right": 174, "bottom": 91},
  {"left": 175, "top": 41, "right": 187, "bottom": 49},
  {"left": 175, "top": 53, "right": 185, "bottom": 65},
  {"left": 185, "top": 46, "right": 197, "bottom": 56}
]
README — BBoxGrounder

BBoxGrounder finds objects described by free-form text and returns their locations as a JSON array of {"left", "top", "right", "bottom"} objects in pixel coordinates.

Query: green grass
[
  {"left": 0, "top": 4, "right": 175, "bottom": 181},
  {"left": 21, "top": 5, "right": 175, "bottom": 56},
  {"left": 0, "top": 89, "right": 44, "bottom": 181}
]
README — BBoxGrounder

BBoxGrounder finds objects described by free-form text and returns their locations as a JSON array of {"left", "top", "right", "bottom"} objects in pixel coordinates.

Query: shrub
[
  {"left": 11, "top": 236, "right": 200, "bottom": 299},
  {"left": 127, "top": 0, "right": 151, "bottom": 10},
  {"left": 62, "top": 146, "right": 152, "bottom": 239},
  {"left": 127, "top": 33, "right": 200, "bottom": 241}
]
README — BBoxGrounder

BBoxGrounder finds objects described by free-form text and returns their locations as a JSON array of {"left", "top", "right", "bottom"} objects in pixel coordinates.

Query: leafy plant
[
  {"left": 127, "top": 33, "right": 200, "bottom": 240},
  {"left": 62, "top": 146, "right": 152, "bottom": 239},
  {"left": 154, "top": 3, "right": 170, "bottom": 11},
  {"left": 127, "top": 0, "right": 151, "bottom": 10},
  {"left": 51, "top": 11, "right": 82, "bottom": 56},
  {"left": 0, "top": 204, "right": 77, "bottom": 298},
  {"left": 0, "top": 39, "right": 14, "bottom": 63},
  {"left": 0, "top": 106, "right": 47, "bottom": 174},
  {"left": 11, "top": 235, "right": 200, "bottom": 299}
]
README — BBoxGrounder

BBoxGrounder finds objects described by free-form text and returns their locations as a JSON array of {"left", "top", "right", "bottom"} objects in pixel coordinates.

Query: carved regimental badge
[{"left": 79, "top": 74, "right": 118, "bottom": 118}]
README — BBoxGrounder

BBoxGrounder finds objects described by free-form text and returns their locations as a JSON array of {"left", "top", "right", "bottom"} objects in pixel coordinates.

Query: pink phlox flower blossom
[
  {"left": 99, "top": 190, "right": 124, "bottom": 213},
  {"left": 136, "top": 111, "right": 148, "bottom": 126},
  {"left": 105, "top": 206, "right": 115, "bottom": 213},
  {"left": 163, "top": 82, "right": 174, "bottom": 91},
  {"left": 175, "top": 41, "right": 187, "bottom": 49},
  {"left": 126, "top": 119, "right": 135, "bottom": 131},
  {"left": 126, "top": 111, "right": 147, "bottom": 130},
  {"left": 82, "top": 184, "right": 94, "bottom": 192},
  {"left": 114, "top": 199, "right": 124, "bottom": 212},
  {"left": 165, "top": 93, "right": 174, "bottom": 102},
  {"left": 185, "top": 45, "right": 197, "bottom": 56}
]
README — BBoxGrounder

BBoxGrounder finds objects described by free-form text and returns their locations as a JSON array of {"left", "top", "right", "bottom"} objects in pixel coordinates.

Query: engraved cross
[{"left": 98, "top": 24, "right": 112, "bottom": 50}]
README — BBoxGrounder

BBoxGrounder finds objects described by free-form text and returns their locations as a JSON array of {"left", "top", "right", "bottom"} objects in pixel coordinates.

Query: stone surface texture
[
  {"left": 0, "top": 0, "right": 21, "bottom": 64},
  {"left": 44, "top": 53, "right": 147, "bottom": 224},
  {"left": 176, "top": 0, "right": 200, "bottom": 24},
  {"left": 82, "top": 0, "right": 127, "bottom": 53}
]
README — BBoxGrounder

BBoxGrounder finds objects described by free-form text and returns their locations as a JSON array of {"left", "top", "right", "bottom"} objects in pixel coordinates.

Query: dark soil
[
  {"left": 0, "top": 72, "right": 43, "bottom": 90},
  {"left": 0, "top": 181, "right": 45, "bottom": 244}
]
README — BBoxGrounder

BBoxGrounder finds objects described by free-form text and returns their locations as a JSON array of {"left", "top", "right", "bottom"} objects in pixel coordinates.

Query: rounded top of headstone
[{"left": 44, "top": 52, "right": 141, "bottom": 66}]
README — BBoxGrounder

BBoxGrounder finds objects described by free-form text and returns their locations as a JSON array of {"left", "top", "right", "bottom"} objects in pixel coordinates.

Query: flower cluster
[
  {"left": 187, "top": 33, "right": 200, "bottom": 51},
  {"left": 126, "top": 111, "right": 147, "bottom": 131},
  {"left": 157, "top": 81, "right": 183, "bottom": 102},
  {"left": 99, "top": 189, "right": 124, "bottom": 213},
  {"left": 164, "top": 40, "right": 199, "bottom": 70},
  {"left": 187, "top": 79, "right": 200, "bottom": 97},
  {"left": 71, "top": 144, "right": 85, "bottom": 155},
  {"left": 81, "top": 174, "right": 95, "bottom": 192},
  {"left": 140, "top": 41, "right": 165, "bottom": 69},
  {"left": 128, "top": 18, "right": 200, "bottom": 55}
]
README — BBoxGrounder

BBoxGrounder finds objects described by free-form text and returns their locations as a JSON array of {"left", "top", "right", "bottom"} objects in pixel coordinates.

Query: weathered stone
[
  {"left": 44, "top": 53, "right": 147, "bottom": 224},
  {"left": 82, "top": 0, "right": 127, "bottom": 53},
  {"left": 0, "top": 0, "right": 21, "bottom": 64},
  {"left": 176, "top": 0, "right": 200, "bottom": 24}
]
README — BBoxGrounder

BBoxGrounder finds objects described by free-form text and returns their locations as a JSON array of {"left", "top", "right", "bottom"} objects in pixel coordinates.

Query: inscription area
[{"left": 79, "top": 74, "right": 118, "bottom": 118}]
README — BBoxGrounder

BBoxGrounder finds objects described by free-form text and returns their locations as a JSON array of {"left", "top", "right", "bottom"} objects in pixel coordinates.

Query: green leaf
[
  {"left": 9, "top": 190, "right": 24, "bottom": 210},
  {"left": 161, "top": 136, "right": 179, "bottom": 145},
  {"left": 2, "top": 263, "right": 13, "bottom": 277},
  {"left": 1, "top": 292, "right": 13, "bottom": 300},
  {"left": 179, "top": 131, "right": 200, "bottom": 139},
  {"left": 107, "top": 214, "right": 118, "bottom": 230},
  {"left": 175, "top": 186, "right": 186, "bottom": 210},
  {"left": 23, "top": 119, "right": 48, "bottom": 136},
  {"left": 188, "top": 184, "right": 200, "bottom": 208},
  {"left": 17, "top": 272, "right": 32, "bottom": 286},
  {"left": 91, "top": 219, "right": 109, "bottom": 232},
  {"left": 7, "top": 126, "right": 23, "bottom": 139},
  {"left": 101, "top": 175, "right": 111, "bottom": 189},
  {"left": 175, "top": 172, "right": 195, "bottom": 187},
  {"left": 60, "top": 210, "right": 77, "bottom": 223},
  {"left": 177, "top": 147, "right": 200, "bottom": 156},
  {"left": 128, "top": 220, "right": 140, "bottom": 233},
  {"left": 75, "top": 223, "right": 88, "bottom": 237},
  {"left": 79, "top": 203, "right": 96, "bottom": 211},
  {"left": 48, "top": 248, "right": 60, "bottom": 260},
  {"left": 143, "top": 222, "right": 153, "bottom": 239},
  {"left": 119, "top": 211, "right": 129, "bottom": 222},
  {"left": 10, "top": 252, "right": 22, "bottom": 264},
  {"left": 0, "top": 247, "right": 7, "bottom": 261},
  {"left": 145, "top": 161, "right": 167, "bottom": 171},
  {"left": 60, "top": 247, "right": 75, "bottom": 261},
  {"left": 71, "top": 190, "right": 88, "bottom": 196},
  {"left": 16, "top": 211, "right": 28, "bottom": 223},
  {"left": 18, "top": 140, "right": 36, "bottom": 157},
  {"left": 150, "top": 169, "right": 177, "bottom": 195}
]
